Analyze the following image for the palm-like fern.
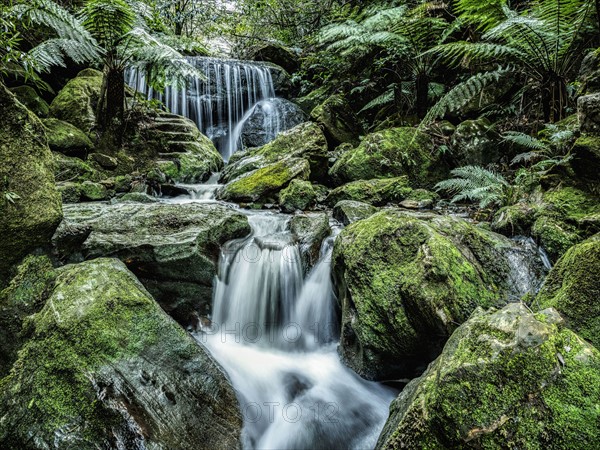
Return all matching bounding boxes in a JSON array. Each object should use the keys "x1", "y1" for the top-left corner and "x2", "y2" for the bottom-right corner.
[
  {"x1": 435, "y1": 165, "x2": 511, "y2": 208},
  {"x1": 317, "y1": 3, "x2": 454, "y2": 118},
  {"x1": 425, "y1": 0, "x2": 596, "y2": 123}
]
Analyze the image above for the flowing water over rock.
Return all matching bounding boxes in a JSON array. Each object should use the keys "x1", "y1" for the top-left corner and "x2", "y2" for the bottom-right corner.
[
  {"x1": 193, "y1": 212, "x2": 395, "y2": 449},
  {"x1": 127, "y1": 57, "x2": 305, "y2": 160}
]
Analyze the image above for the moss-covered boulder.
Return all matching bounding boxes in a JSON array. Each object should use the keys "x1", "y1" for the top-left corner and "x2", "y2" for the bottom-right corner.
[
  {"x1": 571, "y1": 134, "x2": 600, "y2": 185},
  {"x1": 43, "y1": 118, "x2": 93, "y2": 157},
  {"x1": 492, "y1": 202, "x2": 538, "y2": 236},
  {"x1": 80, "y1": 180, "x2": 109, "y2": 201},
  {"x1": 53, "y1": 153, "x2": 104, "y2": 183},
  {"x1": 0, "y1": 83, "x2": 62, "y2": 285},
  {"x1": 536, "y1": 234, "x2": 600, "y2": 346},
  {"x1": 279, "y1": 179, "x2": 317, "y2": 212},
  {"x1": 49, "y1": 68, "x2": 103, "y2": 134},
  {"x1": 332, "y1": 210, "x2": 531, "y2": 380},
  {"x1": 532, "y1": 187, "x2": 600, "y2": 261},
  {"x1": 325, "y1": 177, "x2": 413, "y2": 207},
  {"x1": 290, "y1": 212, "x2": 331, "y2": 270},
  {"x1": 376, "y1": 303, "x2": 600, "y2": 449},
  {"x1": 451, "y1": 118, "x2": 502, "y2": 166},
  {"x1": 0, "y1": 258, "x2": 242, "y2": 449},
  {"x1": 156, "y1": 134, "x2": 223, "y2": 183},
  {"x1": 329, "y1": 127, "x2": 437, "y2": 186},
  {"x1": 52, "y1": 202, "x2": 250, "y2": 326},
  {"x1": 9, "y1": 85, "x2": 49, "y2": 117},
  {"x1": 310, "y1": 94, "x2": 363, "y2": 147},
  {"x1": 333, "y1": 200, "x2": 378, "y2": 225},
  {"x1": 219, "y1": 157, "x2": 310, "y2": 205},
  {"x1": 294, "y1": 86, "x2": 329, "y2": 114},
  {"x1": 0, "y1": 256, "x2": 56, "y2": 377},
  {"x1": 222, "y1": 122, "x2": 328, "y2": 184},
  {"x1": 577, "y1": 92, "x2": 600, "y2": 133}
]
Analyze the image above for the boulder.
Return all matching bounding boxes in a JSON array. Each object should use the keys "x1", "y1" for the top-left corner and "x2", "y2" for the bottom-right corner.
[
  {"x1": 376, "y1": 303, "x2": 600, "y2": 449},
  {"x1": 491, "y1": 202, "x2": 537, "y2": 236},
  {"x1": 43, "y1": 118, "x2": 93, "y2": 157},
  {"x1": 0, "y1": 83, "x2": 63, "y2": 285},
  {"x1": 325, "y1": 177, "x2": 413, "y2": 207},
  {"x1": 578, "y1": 93, "x2": 600, "y2": 133},
  {"x1": 578, "y1": 48, "x2": 600, "y2": 94},
  {"x1": 49, "y1": 68, "x2": 103, "y2": 134},
  {"x1": 79, "y1": 180, "x2": 109, "y2": 201},
  {"x1": 222, "y1": 122, "x2": 328, "y2": 184},
  {"x1": 250, "y1": 44, "x2": 300, "y2": 73},
  {"x1": 294, "y1": 86, "x2": 329, "y2": 114},
  {"x1": 332, "y1": 210, "x2": 538, "y2": 380},
  {"x1": 536, "y1": 234, "x2": 600, "y2": 346},
  {"x1": 279, "y1": 179, "x2": 317, "y2": 212},
  {"x1": 0, "y1": 258, "x2": 242, "y2": 449},
  {"x1": 9, "y1": 85, "x2": 49, "y2": 117},
  {"x1": 53, "y1": 152, "x2": 104, "y2": 183},
  {"x1": 571, "y1": 134, "x2": 600, "y2": 185},
  {"x1": 290, "y1": 212, "x2": 331, "y2": 271},
  {"x1": 329, "y1": 127, "x2": 437, "y2": 186},
  {"x1": 218, "y1": 157, "x2": 310, "y2": 204},
  {"x1": 531, "y1": 187, "x2": 600, "y2": 261},
  {"x1": 52, "y1": 202, "x2": 251, "y2": 326},
  {"x1": 333, "y1": 200, "x2": 378, "y2": 225},
  {"x1": 89, "y1": 152, "x2": 118, "y2": 169},
  {"x1": 451, "y1": 118, "x2": 502, "y2": 166},
  {"x1": 241, "y1": 98, "x2": 306, "y2": 148},
  {"x1": 310, "y1": 94, "x2": 363, "y2": 147},
  {"x1": 0, "y1": 256, "x2": 56, "y2": 377}
]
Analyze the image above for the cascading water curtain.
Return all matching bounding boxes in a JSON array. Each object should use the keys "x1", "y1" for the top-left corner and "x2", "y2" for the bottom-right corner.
[{"x1": 126, "y1": 57, "x2": 277, "y2": 160}]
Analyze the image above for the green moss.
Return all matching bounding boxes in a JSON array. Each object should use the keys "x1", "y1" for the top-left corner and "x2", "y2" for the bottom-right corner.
[
  {"x1": 79, "y1": 181, "x2": 108, "y2": 201},
  {"x1": 0, "y1": 255, "x2": 56, "y2": 377},
  {"x1": 492, "y1": 202, "x2": 537, "y2": 236},
  {"x1": 378, "y1": 304, "x2": 600, "y2": 449},
  {"x1": 310, "y1": 94, "x2": 363, "y2": 146},
  {"x1": 325, "y1": 177, "x2": 413, "y2": 207},
  {"x1": 43, "y1": 118, "x2": 93, "y2": 156},
  {"x1": 333, "y1": 210, "x2": 511, "y2": 379},
  {"x1": 294, "y1": 86, "x2": 329, "y2": 114},
  {"x1": 279, "y1": 179, "x2": 317, "y2": 212},
  {"x1": 49, "y1": 69, "x2": 103, "y2": 134},
  {"x1": 536, "y1": 234, "x2": 600, "y2": 346},
  {"x1": 53, "y1": 153, "x2": 104, "y2": 183},
  {"x1": 57, "y1": 182, "x2": 82, "y2": 203},
  {"x1": 9, "y1": 85, "x2": 49, "y2": 117},
  {"x1": 329, "y1": 127, "x2": 438, "y2": 186},
  {"x1": 219, "y1": 157, "x2": 310, "y2": 203},
  {"x1": 0, "y1": 83, "x2": 63, "y2": 285}
]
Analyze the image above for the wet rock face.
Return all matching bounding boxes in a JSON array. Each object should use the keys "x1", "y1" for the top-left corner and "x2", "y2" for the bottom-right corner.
[
  {"x1": 0, "y1": 83, "x2": 63, "y2": 285},
  {"x1": 332, "y1": 209, "x2": 546, "y2": 380},
  {"x1": 241, "y1": 98, "x2": 307, "y2": 149},
  {"x1": 0, "y1": 258, "x2": 243, "y2": 449},
  {"x1": 52, "y1": 202, "x2": 251, "y2": 326},
  {"x1": 376, "y1": 303, "x2": 600, "y2": 450}
]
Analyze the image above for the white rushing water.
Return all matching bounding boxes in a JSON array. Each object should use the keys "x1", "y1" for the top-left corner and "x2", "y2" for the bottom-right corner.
[
  {"x1": 127, "y1": 57, "x2": 304, "y2": 160},
  {"x1": 194, "y1": 213, "x2": 395, "y2": 449}
]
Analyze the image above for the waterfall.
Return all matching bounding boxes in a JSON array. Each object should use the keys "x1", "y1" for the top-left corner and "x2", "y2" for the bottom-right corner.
[
  {"x1": 126, "y1": 57, "x2": 305, "y2": 161},
  {"x1": 196, "y1": 213, "x2": 395, "y2": 449}
]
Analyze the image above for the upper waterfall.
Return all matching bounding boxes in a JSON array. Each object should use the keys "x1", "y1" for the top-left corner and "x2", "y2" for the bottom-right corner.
[{"x1": 126, "y1": 57, "x2": 305, "y2": 160}]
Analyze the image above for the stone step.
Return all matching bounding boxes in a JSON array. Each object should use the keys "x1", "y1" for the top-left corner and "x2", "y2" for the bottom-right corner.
[
  {"x1": 147, "y1": 121, "x2": 198, "y2": 134},
  {"x1": 146, "y1": 130, "x2": 199, "y2": 143}
]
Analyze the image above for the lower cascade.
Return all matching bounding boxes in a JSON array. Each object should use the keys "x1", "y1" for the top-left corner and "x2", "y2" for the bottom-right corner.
[{"x1": 194, "y1": 212, "x2": 395, "y2": 449}]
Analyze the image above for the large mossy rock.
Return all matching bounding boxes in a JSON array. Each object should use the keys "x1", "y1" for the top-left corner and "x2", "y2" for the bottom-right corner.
[
  {"x1": 532, "y1": 187, "x2": 600, "y2": 261},
  {"x1": 0, "y1": 256, "x2": 56, "y2": 377},
  {"x1": 43, "y1": 118, "x2": 93, "y2": 157},
  {"x1": 0, "y1": 258, "x2": 242, "y2": 449},
  {"x1": 329, "y1": 127, "x2": 437, "y2": 186},
  {"x1": 376, "y1": 303, "x2": 600, "y2": 450},
  {"x1": 218, "y1": 157, "x2": 310, "y2": 204},
  {"x1": 52, "y1": 202, "x2": 250, "y2": 326},
  {"x1": 0, "y1": 84, "x2": 63, "y2": 285},
  {"x1": 279, "y1": 179, "x2": 318, "y2": 212},
  {"x1": 241, "y1": 99, "x2": 306, "y2": 149},
  {"x1": 249, "y1": 44, "x2": 300, "y2": 73},
  {"x1": 571, "y1": 134, "x2": 600, "y2": 185},
  {"x1": 310, "y1": 94, "x2": 363, "y2": 147},
  {"x1": 9, "y1": 85, "x2": 49, "y2": 117},
  {"x1": 290, "y1": 212, "x2": 331, "y2": 270},
  {"x1": 536, "y1": 234, "x2": 600, "y2": 346},
  {"x1": 333, "y1": 200, "x2": 378, "y2": 225},
  {"x1": 325, "y1": 177, "x2": 413, "y2": 207},
  {"x1": 222, "y1": 122, "x2": 328, "y2": 184},
  {"x1": 577, "y1": 93, "x2": 600, "y2": 133},
  {"x1": 332, "y1": 210, "x2": 540, "y2": 380},
  {"x1": 49, "y1": 68, "x2": 103, "y2": 134},
  {"x1": 451, "y1": 118, "x2": 502, "y2": 166}
]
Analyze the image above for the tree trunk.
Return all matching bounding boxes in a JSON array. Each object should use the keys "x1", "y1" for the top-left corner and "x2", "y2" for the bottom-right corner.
[
  {"x1": 415, "y1": 73, "x2": 429, "y2": 119},
  {"x1": 596, "y1": 0, "x2": 600, "y2": 43},
  {"x1": 542, "y1": 77, "x2": 568, "y2": 123},
  {"x1": 97, "y1": 64, "x2": 125, "y2": 150}
]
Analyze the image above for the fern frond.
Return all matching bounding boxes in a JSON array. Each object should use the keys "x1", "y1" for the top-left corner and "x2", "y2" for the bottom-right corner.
[
  {"x1": 359, "y1": 88, "x2": 395, "y2": 113},
  {"x1": 502, "y1": 131, "x2": 549, "y2": 151}
]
